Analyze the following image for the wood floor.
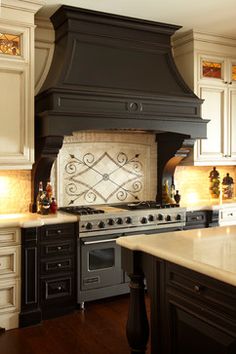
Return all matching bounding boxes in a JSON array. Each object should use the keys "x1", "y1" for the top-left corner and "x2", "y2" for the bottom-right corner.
[{"x1": 0, "y1": 295, "x2": 151, "y2": 354}]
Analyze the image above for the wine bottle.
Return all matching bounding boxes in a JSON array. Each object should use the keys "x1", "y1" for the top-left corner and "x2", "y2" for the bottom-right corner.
[{"x1": 36, "y1": 181, "x2": 43, "y2": 213}]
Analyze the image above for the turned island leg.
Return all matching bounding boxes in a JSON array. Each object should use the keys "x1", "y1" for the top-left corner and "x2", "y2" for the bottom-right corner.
[{"x1": 126, "y1": 272, "x2": 149, "y2": 354}]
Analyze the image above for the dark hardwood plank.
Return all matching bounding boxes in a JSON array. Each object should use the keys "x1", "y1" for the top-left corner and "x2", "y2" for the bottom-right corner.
[{"x1": 0, "y1": 295, "x2": 151, "y2": 354}]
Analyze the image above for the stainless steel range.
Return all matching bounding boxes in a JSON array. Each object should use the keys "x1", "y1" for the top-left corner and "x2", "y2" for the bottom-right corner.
[{"x1": 60, "y1": 202, "x2": 186, "y2": 308}]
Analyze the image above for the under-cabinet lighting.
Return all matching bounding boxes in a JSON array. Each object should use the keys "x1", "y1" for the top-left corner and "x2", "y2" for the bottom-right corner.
[{"x1": 186, "y1": 192, "x2": 199, "y2": 204}]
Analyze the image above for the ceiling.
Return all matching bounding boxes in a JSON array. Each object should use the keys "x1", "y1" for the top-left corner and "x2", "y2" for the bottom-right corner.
[{"x1": 37, "y1": 0, "x2": 236, "y2": 38}]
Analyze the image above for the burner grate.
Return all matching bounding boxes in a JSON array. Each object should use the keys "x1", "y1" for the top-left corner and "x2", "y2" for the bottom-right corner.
[{"x1": 59, "y1": 206, "x2": 105, "y2": 215}]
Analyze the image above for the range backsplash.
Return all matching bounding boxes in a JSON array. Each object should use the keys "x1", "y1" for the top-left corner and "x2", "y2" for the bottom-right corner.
[{"x1": 51, "y1": 131, "x2": 157, "y2": 207}]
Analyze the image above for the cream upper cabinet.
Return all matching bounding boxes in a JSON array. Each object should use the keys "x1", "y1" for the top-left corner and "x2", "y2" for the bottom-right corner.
[
  {"x1": 173, "y1": 31, "x2": 236, "y2": 166},
  {"x1": 0, "y1": 0, "x2": 43, "y2": 169}
]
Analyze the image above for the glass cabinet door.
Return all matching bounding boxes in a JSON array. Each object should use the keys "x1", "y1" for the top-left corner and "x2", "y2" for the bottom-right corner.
[{"x1": 201, "y1": 59, "x2": 223, "y2": 80}]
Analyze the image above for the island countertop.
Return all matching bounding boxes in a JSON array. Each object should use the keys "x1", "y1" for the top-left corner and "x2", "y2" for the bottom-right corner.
[{"x1": 116, "y1": 225, "x2": 236, "y2": 286}]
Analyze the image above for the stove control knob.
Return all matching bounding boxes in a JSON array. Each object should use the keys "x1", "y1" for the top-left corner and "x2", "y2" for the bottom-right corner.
[
  {"x1": 148, "y1": 214, "x2": 154, "y2": 222},
  {"x1": 141, "y1": 217, "x2": 148, "y2": 224},
  {"x1": 176, "y1": 214, "x2": 182, "y2": 220},
  {"x1": 108, "y1": 218, "x2": 115, "y2": 225},
  {"x1": 116, "y1": 218, "x2": 123, "y2": 225},
  {"x1": 125, "y1": 216, "x2": 132, "y2": 224},
  {"x1": 98, "y1": 221, "x2": 105, "y2": 228},
  {"x1": 166, "y1": 215, "x2": 171, "y2": 221},
  {"x1": 157, "y1": 214, "x2": 164, "y2": 221},
  {"x1": 85, "y1": 222, "x2": 93, "y2": 230}
]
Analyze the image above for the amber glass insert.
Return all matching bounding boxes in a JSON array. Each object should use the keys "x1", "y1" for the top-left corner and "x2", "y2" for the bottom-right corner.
[
  {"x1": 0, "y1": 32, "x2": 21, "y2": 56},
  {"x1": 232, "y1": 64, "x2": 236, "y2": 81},
  {"x1": 202, "y1": 60, "x2": 222, "y2": 79}
]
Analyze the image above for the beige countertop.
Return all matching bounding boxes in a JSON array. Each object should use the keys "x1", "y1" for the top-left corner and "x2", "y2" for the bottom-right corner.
[
  {"x1": 0, "y1": 212, "x2": 78, "y2": 228},
  {"x1": 117, "y1": 225, "x2": 236, "y2": 286}
]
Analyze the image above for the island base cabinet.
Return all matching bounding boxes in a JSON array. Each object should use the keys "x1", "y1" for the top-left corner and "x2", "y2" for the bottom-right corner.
[
  {"x1": 167, "y1": 296, "x2": 236, "y2": 354},
  {"x1": 164, "y1": 263, "x2": 236, "y2": 354}
]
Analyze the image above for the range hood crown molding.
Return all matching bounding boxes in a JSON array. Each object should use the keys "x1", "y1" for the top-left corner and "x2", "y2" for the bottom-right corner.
[{"x1": 36, "y1": 5, "x2": 208, "y2": 139}]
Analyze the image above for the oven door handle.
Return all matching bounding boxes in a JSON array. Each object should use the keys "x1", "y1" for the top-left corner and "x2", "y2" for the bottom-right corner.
[{"x1": 82, "y1": 238, "x2": 118, "y2": 245}]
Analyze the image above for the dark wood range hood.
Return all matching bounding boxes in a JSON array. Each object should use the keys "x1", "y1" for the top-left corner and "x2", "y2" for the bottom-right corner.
[{"x1": 33, "y1": 5, "x2": 208, "y2": 209}]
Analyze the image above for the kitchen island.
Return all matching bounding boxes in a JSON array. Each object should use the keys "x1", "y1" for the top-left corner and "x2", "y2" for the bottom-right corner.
[{"x1": 117, "y1": 226, "x2": 236, "y2": 354}]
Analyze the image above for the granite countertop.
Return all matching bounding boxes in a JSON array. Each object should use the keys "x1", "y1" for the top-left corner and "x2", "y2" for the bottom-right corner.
[
  {"x1": 0, "y1": 212, "x2": 78, "y2": 228},
  {"x1": 117, "y1": 226, "x2": 236, "y2": 286}
]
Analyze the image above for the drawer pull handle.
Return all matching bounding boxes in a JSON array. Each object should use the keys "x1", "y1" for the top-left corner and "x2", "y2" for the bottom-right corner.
[
  {"x1": 57, "y1": 246, "x2": 62, "y2": 250},
  {"x1": 193, "y1": 285, "x2": 201, "y2": 293},
  {"x1": 57, "y1": 230, "x2": 62, "y2": 234},
  {"x1": 57, "y1": 263, "x2": 62, "y2": 267}
]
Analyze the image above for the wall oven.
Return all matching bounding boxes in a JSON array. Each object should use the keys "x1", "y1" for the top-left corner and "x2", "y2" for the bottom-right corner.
[{"x1": 61, "y1": 202, "x2": 186, "y2": 308}]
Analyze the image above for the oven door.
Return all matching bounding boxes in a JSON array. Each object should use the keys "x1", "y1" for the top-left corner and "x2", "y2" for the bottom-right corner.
[{"x1": 80, "y1": 235, "x2": 123, "y2": 291}]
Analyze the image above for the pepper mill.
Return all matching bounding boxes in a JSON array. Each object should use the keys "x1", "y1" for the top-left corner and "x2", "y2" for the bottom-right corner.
[{"x1": 174, "y1": 190, "x2": 181, "y2": 205}]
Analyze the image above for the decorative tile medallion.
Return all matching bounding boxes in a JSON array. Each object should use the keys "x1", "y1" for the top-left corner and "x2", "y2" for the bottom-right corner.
[
  {"x1": 65, "y1": 151, "x2": 143, "y2": 204},
  {"x1": 52, "y1": 131, "x2": 157, "y2": 206}
]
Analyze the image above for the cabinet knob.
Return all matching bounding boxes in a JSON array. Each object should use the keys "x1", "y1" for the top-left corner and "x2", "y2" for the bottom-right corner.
[
  {"x1": 57, "y1": 263, "x2": 62, "y2": 267},
  {"x1": 57, "y1": 246, "x2": 62, "y2": 250},
  {"x1": 57, "y1": 286, "x2": 62, "y2": 291},
  {"x1": 193, "y1": 285, "x2": 202, "y2": 293},
  {"x1": 57, "y1": 230, "x2": 62, "y2": 234}
]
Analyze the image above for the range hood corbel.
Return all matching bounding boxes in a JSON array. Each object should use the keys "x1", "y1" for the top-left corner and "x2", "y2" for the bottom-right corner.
[{"x1": 32, "y1": 5, "x2": 209, "y2": 210}]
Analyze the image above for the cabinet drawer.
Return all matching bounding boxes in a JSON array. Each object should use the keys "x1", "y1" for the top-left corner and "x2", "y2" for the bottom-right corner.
[
  {"x1": 41, "y1": 223, "x2": 75, "y2": 240},
  {"x1": 219, "y1": 208, "x2": 236, "y2": 226},
  {"x1": 166, "y1": 263, "x2": 236, "y2": 317},
  {"x1": 41, "y1": 240, "x2": 74, "y2": 257},
  {"x1": 42, "y1": 276, "x2": 73, "y2": 301},
  {"x1": 0, "y1": 228, "x2": 20, "y2": 246},
  {"x1": 41, "y1": 256, "x2": 74, "y2": 275},
  {"x1": 0, "y1": 279, "x2": 20, "y2": 314},
  {"x1": 0, "y1": 246, "x2": 20, "y2": 278}
]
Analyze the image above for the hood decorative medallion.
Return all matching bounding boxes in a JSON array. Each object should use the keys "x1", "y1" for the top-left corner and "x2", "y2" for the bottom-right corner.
[{"x1": 32, "y1": 5, "x2": 208, "y2": 209}]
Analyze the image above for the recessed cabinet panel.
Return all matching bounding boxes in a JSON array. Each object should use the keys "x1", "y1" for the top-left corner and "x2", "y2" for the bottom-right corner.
[
  {"x1": 0, "y1": 228, "x2": 20, "y2": 245},
  {"x1": 229, "y1": 89, "x2": 236, "y2": 158},
  {"x1": 0, "y1": 69, "x2": 22, "y2": 155},
  {"x1": 0, "y1": 246, "x2": 20, "y2": 278},
  {"x1": 198, "y1": 86, "x2": 225, "y2": 160},
  {"x1": 0, "y1": 279, "x2": 20, "y2": 313}
]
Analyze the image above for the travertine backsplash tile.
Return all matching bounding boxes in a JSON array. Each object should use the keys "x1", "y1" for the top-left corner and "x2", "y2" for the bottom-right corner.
[{"x1": 0, "y1": 170, "x2": 31, "y2": 213}]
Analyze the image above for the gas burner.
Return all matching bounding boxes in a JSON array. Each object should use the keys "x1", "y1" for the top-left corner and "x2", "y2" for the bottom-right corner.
[
  {"x1": 122, "y1": 201, "x2": 179, "y2": 210},
  {"x1": 60, "y1": 206, "x2": 105, "y2": 215}
]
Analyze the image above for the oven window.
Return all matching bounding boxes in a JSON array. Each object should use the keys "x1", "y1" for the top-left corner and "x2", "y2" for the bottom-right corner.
[{"x1": 89, "y1": 248, "x2": 115, "y2": 271}]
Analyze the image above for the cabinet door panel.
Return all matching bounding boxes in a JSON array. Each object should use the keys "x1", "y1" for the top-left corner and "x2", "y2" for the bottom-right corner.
[
  {"x1": 229, "y1": 88, "x2": 236, "y2": 159},
  {"x1": 197, "y1": 86, "x2": 225, "y2": 161},
  {"x1": 170, "y1": 305, "x2": 236, "y2": 354}
]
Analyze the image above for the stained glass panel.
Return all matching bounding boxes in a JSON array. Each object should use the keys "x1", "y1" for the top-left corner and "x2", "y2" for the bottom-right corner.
[
  {"x1": 202, "y1": 60, "x2": 222, "y2": 79},
  {"x1": 232, "y1": 65, "x2": 236, "y2": 81},
  {"x1": 0, "y1": 32, "x2": 21, "y2": 56}
]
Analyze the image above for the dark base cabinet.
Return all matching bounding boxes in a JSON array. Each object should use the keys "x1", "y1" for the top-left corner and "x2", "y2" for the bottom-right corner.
[
  {"x1": 185, "y1": 210, "x2": 219, "y2": 229},
  {"x1": 39, "y1": 223, "x2": 77, "y2": 319},
  {"x1": 20, "y1": 223, "x2": 77, "y2": 326},
  {"x1": 165, "y1": 264, "x2": 236, "y2": 354},
  {"x1": 19, "y1": 227, "x2": 41, "y2": 327},
  {"x1": 121, "y1": 249, "x2": 236, "y2": 354}
]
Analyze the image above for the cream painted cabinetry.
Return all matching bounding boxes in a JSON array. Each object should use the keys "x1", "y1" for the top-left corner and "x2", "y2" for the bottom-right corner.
[
  {"x1": 173, "y1": 31, "x2": 236, "y2": 165},
  {"x1": 0, "y1": 0, "x2": 43, "y2": 169},
  {"x1": 0, "y1": 227, "x2": 21, "y2": 330}
]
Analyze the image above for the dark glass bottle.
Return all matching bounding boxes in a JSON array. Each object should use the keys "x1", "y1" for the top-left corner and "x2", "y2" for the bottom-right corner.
[{"x1": 36, "y1": 181, "x2": 43, "y2": 213}]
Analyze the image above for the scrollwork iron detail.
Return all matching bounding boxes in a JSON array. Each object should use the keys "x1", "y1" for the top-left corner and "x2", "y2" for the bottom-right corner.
[{"x1": 64, "y1": 151, "x2": 144, "y2": 204}]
